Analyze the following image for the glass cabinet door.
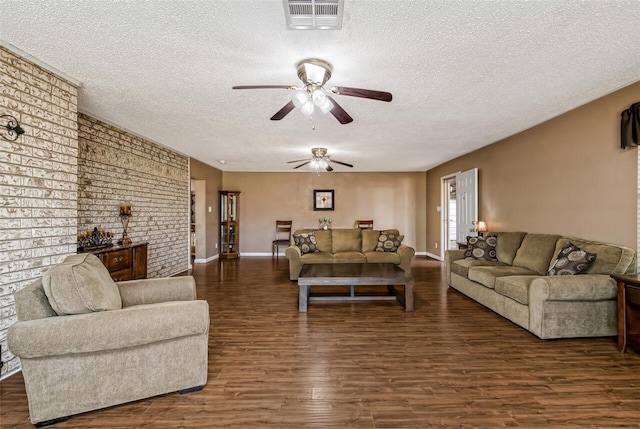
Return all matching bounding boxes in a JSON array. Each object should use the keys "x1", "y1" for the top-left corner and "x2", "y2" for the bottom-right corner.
[{"x1": 219, "y1": 191, "x2": 240, "y2": 259}]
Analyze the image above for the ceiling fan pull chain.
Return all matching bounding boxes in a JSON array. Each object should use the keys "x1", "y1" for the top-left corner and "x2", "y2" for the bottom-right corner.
[{"x1": 309, "y1": 115, "x2": 315, "y2": 131}]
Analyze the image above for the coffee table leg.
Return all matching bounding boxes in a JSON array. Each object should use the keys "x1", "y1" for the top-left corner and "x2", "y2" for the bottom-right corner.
[
  {"x1": 299, "y1": 284, "x2": 308, "y2": 312},
  {"x1": 405, "y1": 281, "x2": 414, "y2": 311}
]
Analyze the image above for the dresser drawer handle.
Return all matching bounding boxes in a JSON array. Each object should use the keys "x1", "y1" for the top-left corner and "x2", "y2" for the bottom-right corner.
[{"x1": 114, "y1": 256, "x2": 124, "y2": 263}]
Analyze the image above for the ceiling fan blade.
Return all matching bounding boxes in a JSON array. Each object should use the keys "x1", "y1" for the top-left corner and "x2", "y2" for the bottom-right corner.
[
  {"x1": 325, "y1": 164, "x2": 334, "y2": 172},
  {"x1": 326, "y1": 96, "x2": 353, "y2": 124},
  {"x1": 293, "y1": 161, "x2": 311, "y2": 169},
  {"x1": 329, "y1": 159, "x2": 354, "y2": 168},
  {"x1": 271, "y1": 101, "x2": 295, "y2": 121},
  {"x1": 232, "y1": 85, "x2": 293, "y2": 90},
  {"x1": 330, "y1": 86, "x2": 392, "y2": 102},
  {"x1": 287, "y1": 158, "x2": 312, "y2": 163}
]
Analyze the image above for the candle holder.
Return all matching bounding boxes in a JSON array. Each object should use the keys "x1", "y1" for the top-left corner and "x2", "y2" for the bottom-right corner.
[
  {"x1": 318, "y1": 217, "x2": 332, "y2": 230},
  {"x1": 119, "y1": 204, "x2": 132, "y2": 246}
]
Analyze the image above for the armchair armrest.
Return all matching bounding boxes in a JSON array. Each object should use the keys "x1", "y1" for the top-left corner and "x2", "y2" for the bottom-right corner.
[
  {"x1": 117, "y1": 276, "x2": 197, "y2": 307},
  {"x1": 8, "y1": 300, "x2": 209, "y2": 359}
]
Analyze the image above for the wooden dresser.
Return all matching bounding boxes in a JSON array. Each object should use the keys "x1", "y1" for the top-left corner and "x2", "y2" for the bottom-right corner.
[{"x1": 81, "y1": 242, "x2": 148, "y2": 281}]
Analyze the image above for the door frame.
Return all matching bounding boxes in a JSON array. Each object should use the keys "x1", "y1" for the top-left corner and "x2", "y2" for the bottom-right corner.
[{"x1": 439, "y1": 173, "x2": 459, "y2": 260}]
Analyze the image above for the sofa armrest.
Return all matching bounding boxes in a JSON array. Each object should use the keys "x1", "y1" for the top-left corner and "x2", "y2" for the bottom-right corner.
[
  {"x1": 529, "y1": 275, "x2": 617, "y2": 302},
  {"x1": 117, "y1": 276, "x2": 197, "y2": 307},
  {"x1": 285, "y1": 245, "x2": 302, "y2": 280},
  {"x1": 397, "y1": 244, "x2": 415, "y2": 275},
  {"x1": 8, "y1": 300, "x2": 209, "y2": 359},
  {"x1": 445, "y1": 250, "x2": 466, "y2": 285}
]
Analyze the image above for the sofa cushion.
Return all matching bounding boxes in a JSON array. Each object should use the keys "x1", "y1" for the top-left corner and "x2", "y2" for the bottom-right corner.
[
  {"x1": 451, "y1": 259, "x2": 506, "y2": 279},
  {"x1": 333, "y1": 252, "x2": 367, "y2": 263},
  {"x1": 512, "y1": 234, "x2": 561, "y2": 275},
  {"x1": 362, "y1": 229, "x2": 381, "y2": 253},
  {"x1": 464, "y1": 236, "x2": 497, "y2": 261},
  {"x1": 332, "y1": 229, "x2": 362, "y2": 253},
  {"x1": 494, "y1": 231, "x2": 527, "y2": 264},
  {"x1": 375, "y1": 232, "x2": 404, "y2": 252},
  {"x1": 548, "y1": 242, "x2": 596, "y2": 275},
  {"x1": 494, "y1": 276, "x2": 539, "y2": 305},
  {"x1": 313, "y1": 229, "x2": 332, "y2": 252},
  {"x1": 364, "y1": 251, "x2": 401, "y2": 264},
  {"x1": 42, "y1": 253, "x2": 122, "y2": 316},
  {"x1": 468, "y1": 265, "x2": 539, "y2": 289},
  {"x1": 293, "y1": 232, "x2": 320, "y2": 255},
  {"x1": 554, "y1": 237, "x2": 636, "y2": 276}
]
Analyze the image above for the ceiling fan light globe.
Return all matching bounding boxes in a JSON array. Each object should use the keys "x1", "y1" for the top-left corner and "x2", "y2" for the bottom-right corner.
[
  {"x1": 312, "y1": 89, "x2": 327, "y2": 105},
  {"x1": 300, "y1": 101, "x2": 314, "y2": 116},
  {"x1": 292, "y1": 90, "x2": 309, "y2": 108},
  {"x1": 319, "y1": 98, "x2": 334, "y2": 114}
]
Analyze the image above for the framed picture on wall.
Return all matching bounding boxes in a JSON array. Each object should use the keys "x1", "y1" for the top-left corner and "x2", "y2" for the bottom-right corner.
[{"x1": 313, "y1": 190, "x2": 334, "y2": 211}]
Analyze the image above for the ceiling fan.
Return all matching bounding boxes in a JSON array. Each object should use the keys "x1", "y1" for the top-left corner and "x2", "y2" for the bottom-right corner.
[
  {"x1": 287, "y1": 147, "x2": 353, "y2": 172},
  {"x1": 232, "y1": 58, "x2": 392, "y2": 124}
]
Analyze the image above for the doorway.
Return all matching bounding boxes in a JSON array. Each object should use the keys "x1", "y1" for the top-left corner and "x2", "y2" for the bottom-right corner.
[
  {"x1": 440, "y1": 168, "x2": 479, "y2": 260},
  {"x1": 442, "y1": 175, "x2": 458, "y2": 258}
]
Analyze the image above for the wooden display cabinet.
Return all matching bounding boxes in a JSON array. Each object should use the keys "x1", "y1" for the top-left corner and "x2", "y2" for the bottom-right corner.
[
  {"x1": 81, "y1": 242, "x2": 148, "y2": 282},
  {"x1": 219, "y1": 191, "x2": 240, "y2": 259}
]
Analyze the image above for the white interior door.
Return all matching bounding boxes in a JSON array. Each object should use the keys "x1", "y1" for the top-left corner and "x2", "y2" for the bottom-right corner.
[{"x1": 456, "y1": 168, "x2": 478, "y2": 245}]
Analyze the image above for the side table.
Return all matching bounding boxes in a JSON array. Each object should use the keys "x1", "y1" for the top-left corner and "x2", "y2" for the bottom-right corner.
[{"x1": 611, "y1": 274, "x2": 640, "y2": 353}]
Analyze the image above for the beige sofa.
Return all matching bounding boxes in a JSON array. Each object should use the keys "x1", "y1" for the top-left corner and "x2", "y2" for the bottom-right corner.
[
  {"x1": 445, "y1": 232, "x2": 636, "y2": 339},
  {"x1": 285, "y1": 228, "x2": 415, "y2": 280},
  {"x1": 7, "y1": 254, "x2": 209, "y2": 426}
]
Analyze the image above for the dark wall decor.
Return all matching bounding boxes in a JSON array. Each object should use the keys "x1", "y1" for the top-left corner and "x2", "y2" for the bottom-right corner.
[
  {"x1": 314, "y1": 189, "x2": 334, "y2": 211},
  {"x1": 621, "y1": 102, "x2": 640, "y2": 149}
]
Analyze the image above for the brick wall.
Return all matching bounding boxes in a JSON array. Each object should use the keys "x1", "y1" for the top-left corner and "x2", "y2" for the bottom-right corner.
[
  {"x1": 77, "y1": 114, "x2": 190, "y2": 278},
  {"x1": 0, "y1": 46, "x2": 79, "y2": 377}
]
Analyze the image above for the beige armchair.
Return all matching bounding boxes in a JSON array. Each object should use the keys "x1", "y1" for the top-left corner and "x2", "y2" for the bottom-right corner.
[{"x1": 7, "y1": 254, "x2": 209, "y2": 427}]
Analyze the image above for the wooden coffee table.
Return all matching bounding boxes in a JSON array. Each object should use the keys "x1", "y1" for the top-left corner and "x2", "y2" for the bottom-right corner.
[{"x1": 298, "y1": 263, "x2": 414, "y2": 312}]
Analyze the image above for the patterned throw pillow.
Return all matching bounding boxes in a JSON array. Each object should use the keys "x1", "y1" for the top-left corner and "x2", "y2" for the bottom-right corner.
[
  {"x1": 375, "y1": 232, "x2": 404, "y2": 252},
  {"x1": 293, "y1": 233, "x2": 319, "y2": 255},
  {"x1": 465, "y1": 236, "x2": 498, "y2": 261},
  {"x1": 548, "y1": 242, "x2": 596, "y2": 275}
]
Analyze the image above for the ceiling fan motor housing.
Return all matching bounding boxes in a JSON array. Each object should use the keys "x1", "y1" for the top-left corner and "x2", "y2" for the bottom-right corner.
[{"x1": 297, "y1": 58, "x2": 332, "y2": 85}]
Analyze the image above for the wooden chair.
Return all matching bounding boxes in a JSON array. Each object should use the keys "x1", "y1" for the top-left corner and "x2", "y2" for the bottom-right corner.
[
  {"x1": 272, "y1": 220, "x2": 292, "y2": 259},
  {"x1": 356, "y1": 220, "x2": 374, "y2": 229}
]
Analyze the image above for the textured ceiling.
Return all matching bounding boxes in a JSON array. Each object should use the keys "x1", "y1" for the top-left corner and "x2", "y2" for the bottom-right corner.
[{"x1": 1, "y1": 1, "x2": 640, "y2": 172}]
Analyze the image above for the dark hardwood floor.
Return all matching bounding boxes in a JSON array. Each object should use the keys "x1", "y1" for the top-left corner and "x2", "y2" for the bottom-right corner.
[{"x1": 2, "y1": 257, "x2": 640, "y2": 428}]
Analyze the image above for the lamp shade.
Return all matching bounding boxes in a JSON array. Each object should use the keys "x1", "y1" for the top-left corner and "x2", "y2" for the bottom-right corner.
[{"x1": 476, "y1": 220, "x2": 487, "y2": 233}]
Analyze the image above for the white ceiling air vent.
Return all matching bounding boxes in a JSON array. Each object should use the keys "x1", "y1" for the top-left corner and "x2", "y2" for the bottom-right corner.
[{"x1": 283, "y1": 0, "x2": 344, "y2": 30}]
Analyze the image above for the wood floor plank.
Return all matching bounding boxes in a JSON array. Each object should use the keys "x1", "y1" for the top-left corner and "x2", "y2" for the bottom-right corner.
[{"x1": 2, "y1": 257, "x2": 640, "y2": 428}]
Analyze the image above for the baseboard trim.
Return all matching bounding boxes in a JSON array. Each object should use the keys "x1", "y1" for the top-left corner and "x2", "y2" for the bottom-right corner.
[
  {"x1": 0, "y1": 367, "x2": 21, "y2": 382},
  {"x1": 424, "y1": 252, "x2": 443, "y2": 261},
  {"x1": 194, "y1": 254, "x2": 219, "y2": 264}
]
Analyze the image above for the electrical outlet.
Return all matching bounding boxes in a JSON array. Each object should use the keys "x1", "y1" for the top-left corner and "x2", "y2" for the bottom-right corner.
[
  {"x1": 215, "y1": 243, "x2": 218, "y2": 249},
  {"x1": 435, "y1": 242, "x2": 438, "y2": 249}
]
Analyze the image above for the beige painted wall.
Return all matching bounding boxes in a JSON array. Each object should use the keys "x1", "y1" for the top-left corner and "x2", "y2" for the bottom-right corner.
[
  {"x1": 222, "y1": 172, "x2": 427, "y2": 254},
  {"x1": 190, "y1": 158, "x2": 223, "y2": 261},
  {"x1": 426, "y1": 81, "x2": 640, "y2": 256}
]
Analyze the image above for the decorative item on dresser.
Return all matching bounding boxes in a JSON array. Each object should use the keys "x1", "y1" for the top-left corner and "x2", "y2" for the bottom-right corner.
[
  {"x1": 80, "y1": 242, "x2": 148, "y2": 281},
  {"x1": 219, "y1": 191, "x2": 240, "y2": 259},
  {"x1": 119, "y1": 203, "x2": 133, "y2": 246}
]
